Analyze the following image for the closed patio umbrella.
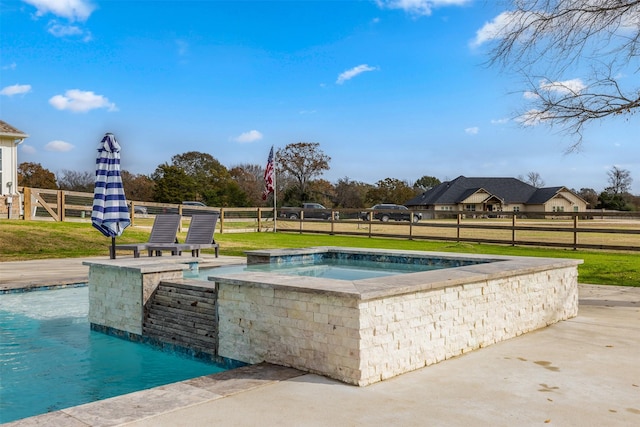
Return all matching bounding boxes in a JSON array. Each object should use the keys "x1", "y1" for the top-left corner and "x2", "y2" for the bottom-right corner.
[{"x1": 92, "y1": 132, "x2": 130, "y2": 259}]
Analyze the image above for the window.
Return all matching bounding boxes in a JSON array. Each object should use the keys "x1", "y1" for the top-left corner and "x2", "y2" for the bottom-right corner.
[
  {"x1": 552, "y1": 206, "x2": 565, "y2": 212},
  {"x1": 513, "y1": 206, "x2": 520, "y2": 212},
  {"x1": 465, "y1": 204, "x2": 476, "y2": 211}
]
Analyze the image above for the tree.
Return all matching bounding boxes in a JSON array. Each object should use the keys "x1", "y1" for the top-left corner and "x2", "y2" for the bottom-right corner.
[
  {"x1": 57, "y1": 170, "x2": 93, "y2": 192},
  {"x1": 518, "y1": 172, "x2": 545, "y2": 188},
  {"x1": 606, "y1": 166, "x2": 633, "y2": 195},
  {"x1": 482, "y1": 1, "x2": 640, "y2": 147},
  {"x1": 414, "y1": 175, "x2": 441, "y2": 192},
  {"x1": 229, "y1": 163, "x2": 265, "y2": 206},
  {"x1": 152, "y1": 152, "x2": 248, "y2": 207},
  {"x1": 576, "y1": 188, "x2": 598, "y2": 208},
  {"x1": 276, "y1": 142, "x2": 330, "y2": 201},
  {"x1": 17, "y1": 162, "x2": 57, "y2": 189},
  {"x1": 307, "y1": 179, "x2": 337, "y2": 208},
  {"x1": 598, "y1": 166, "x2": 634, "y2": 210},
  {"x1": 334, "y1": 177, "x2": 372, "y2": 209},
  {"x1": 365, "y1": 178, "x2": 419, "y2": 206},
  {"x1": 121, "y1": 171, "x2": 155, "y2": 202},
  {"x1": 152, "y1": 164, "x2": 196, "y2": 203}
]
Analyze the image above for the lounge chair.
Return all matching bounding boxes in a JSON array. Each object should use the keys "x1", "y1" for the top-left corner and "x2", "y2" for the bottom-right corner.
[
  {"x1": 110, "y1": 214, "x2": 181, "y2": 258},
  {"x1": 147, "y1": 213, "x2": 219, "y2": 257}
]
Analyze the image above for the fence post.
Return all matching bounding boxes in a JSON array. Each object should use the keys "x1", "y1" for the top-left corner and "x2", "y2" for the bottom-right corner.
[
  {"x1": 330, "y1": 210, "x2": 335, "y2": 235},
  {"x1": 57, "y1": 190, "x2": 63, "y2": 222},
  {"x1": 512, "y1": 214, "x2": 516, "y2": 246},
  {"x1": 23, "y1": 187, "x2": 32, "y2": 220},
  {"x1": 219, "y1": 208, "x2": 224, "y2": 234},
  {"x1": 456, "y1": 213, "x2": 461, "y2": 242},
  {"x1": 409, "y1": 213, "x2": 413, "y2": 239},
  {"x1": 573, "y1": 214, "x2": 578, "y2": 250},
  {"x1": 299, "y1": 210, "x2": 304, "y2": 234}
]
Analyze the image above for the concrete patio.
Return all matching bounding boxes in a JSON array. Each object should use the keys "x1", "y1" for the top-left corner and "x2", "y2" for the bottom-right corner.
[{"x1": 1, "y1": 256, "x2": 638, "y2": 426}]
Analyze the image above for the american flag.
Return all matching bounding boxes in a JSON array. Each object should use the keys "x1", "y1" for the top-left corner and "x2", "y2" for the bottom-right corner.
[{"x1": 262, "y1": 146, "x2": 275, "y2": 200}]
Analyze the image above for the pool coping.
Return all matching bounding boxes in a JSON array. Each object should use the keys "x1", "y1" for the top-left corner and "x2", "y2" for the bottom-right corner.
[
  {"x1": 205, "y1": 246, "x2": 583, "y2": 301},
  {"x1": 2, "y1": 363, "x2": 304, "y2": 426}
]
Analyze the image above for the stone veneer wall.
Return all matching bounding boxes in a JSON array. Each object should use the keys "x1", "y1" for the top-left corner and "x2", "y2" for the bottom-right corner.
[
  {"x1": 218, "y1": 286, "x2": 361, "y2": 382},
  {"x1": 218, "y1": 266, "x2": 578, "y2": 386},
  {"x1": 88, "y1": 264, "x2": 184, "y2": 336}
]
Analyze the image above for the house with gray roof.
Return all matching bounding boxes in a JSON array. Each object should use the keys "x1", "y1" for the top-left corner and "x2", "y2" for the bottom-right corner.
[{"x1": 405, "y1": 176, "x2": 587, "y2": 217}]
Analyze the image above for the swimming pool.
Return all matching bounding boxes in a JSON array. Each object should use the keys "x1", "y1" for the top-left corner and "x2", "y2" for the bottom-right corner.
[{"x1": 0, "y1": 286, "x2": 226, "y2": 424}]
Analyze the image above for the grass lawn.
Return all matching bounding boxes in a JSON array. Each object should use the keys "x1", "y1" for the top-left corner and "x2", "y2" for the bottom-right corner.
[{"x1": 1, "y1": 219, "x2": 638, "y2": 287}]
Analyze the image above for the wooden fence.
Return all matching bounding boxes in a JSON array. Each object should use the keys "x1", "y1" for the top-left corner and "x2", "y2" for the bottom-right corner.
[
  {"x1": 275, "y1": 209, "x2": 640, "y2": 252},
  {"x1": 13, "y1": 187, "x2": 640, "y2": 251}
]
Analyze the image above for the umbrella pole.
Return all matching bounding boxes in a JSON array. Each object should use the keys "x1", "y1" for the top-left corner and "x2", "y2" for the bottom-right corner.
[{"x1": 111, "y1": 237, "x2": 116, "y2": 259}]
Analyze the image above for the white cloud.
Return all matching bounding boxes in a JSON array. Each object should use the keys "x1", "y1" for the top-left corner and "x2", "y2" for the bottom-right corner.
[
  {"x1": 45, "y1": 140, "x2": 74, "y2": 152},
  {"x1": 234, "y1": 130, "x2": 263, "y2": 143},
  {"x1": 23, "y1": 0, "x2": 95, "y2": 22},
  {"x1": 376, "y1": 0, "x2": 470, "y2": 16},
  {"x1": 336, "y1": 64, "x2": 378, "y2": 85},
  {"x1": 471, "y1": 11, "x2": 539, "y2": 47},
  {"x1": 465, "y1": 126, "x2": 479, "y2": 135},
  {"x1": 491, "y1": 118, "x2": 509, "y2": 124},
  {"x1": 539, "y1": 78, "x2": 586, "y2": 94},
  {"x1": 2, "y1": 63, "x2": 17, "y2": 70},
  {"x1": 472, "y1": 12, "x2": 512, "y2": 46},
  {"x1": 47, "y1": 21, "x2": 91, "y2": 40},
  {"x1": 21, "y1": 144, "x2": 37, "y2": 155},
  {"x1": 516, "y1": 109, "x2": 552, "y2": 127},
  {"x1": 1, "y1": 84, "x2": 32, "y2": 96},
  {"x1": 49, "y1": 89, "x2": 117, "y2": 112},
  {"x1": 523, "y1": 91, "x2": 540, "y2": 100}
]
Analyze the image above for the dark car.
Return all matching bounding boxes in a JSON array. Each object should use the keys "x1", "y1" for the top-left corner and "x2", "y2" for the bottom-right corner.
[
  {"x1": 361, "y1": 204, "x2": 422, "y2": 223},
  {"x1": 182, "y1": 201, "x2": 206, "y2": 207},
  {"x1": 127, "y1": 203, "x2": 147, "y2": 215},
  {"x1": 181, "y1": 201, "x2": 218, "y2": 217}
]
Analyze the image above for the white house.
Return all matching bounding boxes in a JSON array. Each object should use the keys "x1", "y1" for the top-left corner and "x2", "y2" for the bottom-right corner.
[{"x1": 0, "y1": 120, "x2": 28, "y2": 218}]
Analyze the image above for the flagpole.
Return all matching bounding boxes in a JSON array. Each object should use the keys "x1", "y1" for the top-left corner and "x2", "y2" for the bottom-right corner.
[{"x1": 273, "y1": 149, "x2": 277, "y2": 232}]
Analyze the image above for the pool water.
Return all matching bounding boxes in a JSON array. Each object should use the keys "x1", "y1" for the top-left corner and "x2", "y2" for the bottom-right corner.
[
  {"x1": 0, "y1": 286, "x2": 226, "y2": 424},
  {"x1": 198, "y1": 258, "x2": 447, "y2": 281}
]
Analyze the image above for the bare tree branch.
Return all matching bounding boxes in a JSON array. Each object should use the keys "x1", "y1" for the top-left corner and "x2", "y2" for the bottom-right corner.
[{"x1": 483, "y1": 0, "x2": 640, "y2": 147}]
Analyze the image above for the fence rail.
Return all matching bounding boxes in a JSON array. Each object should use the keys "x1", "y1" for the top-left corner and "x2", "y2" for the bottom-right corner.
[{"x1": 12, "y1": 187, "x2": 640, "y2": 251}]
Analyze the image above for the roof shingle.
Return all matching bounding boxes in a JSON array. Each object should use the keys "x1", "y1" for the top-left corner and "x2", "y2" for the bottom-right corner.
[{"x1": 0, "y1": 120, "x2": 28, "y2": 138}]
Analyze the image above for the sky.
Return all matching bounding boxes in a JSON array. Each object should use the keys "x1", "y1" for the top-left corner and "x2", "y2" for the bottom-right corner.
[{"x1": 1, "y1": 0, "x2": 638, "y2": 194}]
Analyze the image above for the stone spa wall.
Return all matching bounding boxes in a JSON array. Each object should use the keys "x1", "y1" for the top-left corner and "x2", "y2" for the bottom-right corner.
[{"x1": 215, "y1": 249, "x2": 580, "y2": 386}]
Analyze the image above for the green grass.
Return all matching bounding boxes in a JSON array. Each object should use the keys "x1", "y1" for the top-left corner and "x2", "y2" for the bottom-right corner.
[{"x1": 1, "y1": 220, "x2": 638, "y2": 287}]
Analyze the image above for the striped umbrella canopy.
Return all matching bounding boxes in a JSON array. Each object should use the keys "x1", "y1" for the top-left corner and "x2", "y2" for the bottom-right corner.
[{"x1": 92, "y1": 132, "x2": 130, "y2": 258}]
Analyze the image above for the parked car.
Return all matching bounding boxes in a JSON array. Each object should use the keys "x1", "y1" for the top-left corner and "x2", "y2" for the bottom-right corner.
[
  {"x1": 279, "y1": 203, "x2": 338, "y2": 220},
  {"x1": 127, "y1": 203, "x2": 147, "y2": 215},
  {"x1": 181, "y1": 201, "x2": 217, "y2": 217},
  {"x1": 361, "y1": 204, "x2": 422, "y2": 223},
  {"x1": 182, "y1": 201, "x2": 206, "y2": 207}
]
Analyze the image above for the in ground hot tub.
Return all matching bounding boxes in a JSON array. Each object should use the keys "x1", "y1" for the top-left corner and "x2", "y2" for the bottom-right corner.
[{"x1": 209, "y1": 247, "x2": 581, "y2": 386}]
